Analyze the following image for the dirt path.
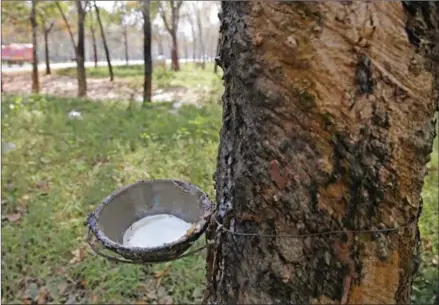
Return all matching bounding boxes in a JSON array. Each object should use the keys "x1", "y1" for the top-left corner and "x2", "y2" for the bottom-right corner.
[{"x1": 2, "y1": 73, "x2": 202, "y2": 104}]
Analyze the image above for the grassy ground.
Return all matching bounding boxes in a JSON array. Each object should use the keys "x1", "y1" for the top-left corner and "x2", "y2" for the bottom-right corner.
[
  {"x1": 1, "y1": 94, "x2": 220, "y2": 304},
  {"x1": 1, "y1": 91, "x2": 437, "y2": 303},
  {"x1": 55, "y1": 63, "x2": 223, "y2": 92}
]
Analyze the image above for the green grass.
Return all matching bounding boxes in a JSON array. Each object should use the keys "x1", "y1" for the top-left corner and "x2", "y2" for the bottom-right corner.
[
  {"x1": 57, "y1": 64, "x2": 146, "y2": 79},
  {"x1": 1, "y1": 92, "x2": 437, "y2": 304},
  {"x1": 56, "y1": 63, "x2": 223, "y2": 91},
  {"x1": 412, "y1": 126, "x2": 439, "y2": 305},
  {"x1": 1, "y1": 94, "x2": 221, "y2": 304}
]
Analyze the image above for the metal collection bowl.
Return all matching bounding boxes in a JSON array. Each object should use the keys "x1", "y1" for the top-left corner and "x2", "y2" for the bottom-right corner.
[{"x1": 86, "y1": 179, "x2": 214, "y2": 264}]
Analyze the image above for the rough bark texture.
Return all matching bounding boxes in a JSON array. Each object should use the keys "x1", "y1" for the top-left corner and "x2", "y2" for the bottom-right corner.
[
  {"x1": 43, "y1": 22, "x2": 54, "y2": 75},
  {"x1": 30, "y1": 0, "x2": 39, "y2": 93},
  {"x1": 123, "y1": 26, "x2": 129, "y2": 65},
  {"x1": 94, "y1": 2, "x2": 113, "y2": 82},
  {"x1": 196, "y1": 8, "x2": 206, "y2": 70},
  {"x1": 90, "y1": 24, "x2": 98, "y2": 68},
  {"x1": 214, "y1": 36, "x2": 220, "y2": 74},
  {"x1": 171, "y1": 32, "x2": 180, "y2": 71},
  {"x1": 76, "y1": 0, "x2": 87, "y2": 97},
  {"x1": 159, "y1": 1, "x2": 182, "y2": 72},
  {"x1": 204, "y1": 1, "x2": 438, "y2": 304},
  {"x1": 56, "y1": 2, "x2": 77, "y2": 58},
  {"x1": 142, "y1": 0, "x2": 152, "y2": 104}
]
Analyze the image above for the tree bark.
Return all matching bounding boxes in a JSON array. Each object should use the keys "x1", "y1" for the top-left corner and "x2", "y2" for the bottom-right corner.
[
  {"x1": 159, "y1": 1, "x2": 182, "y2": 72},
  {"x1": 30, "y1": 0, "x2": 39, "y2": 93},
  {"x1": 213, "y1": 36, "x2": 220, "y2": 74},
  {"x1": 90, "y1": 24, "x2": 98, "y2": 68},
  {"x1": 195, "y1": 8, "x2": 205, "y2": 70},
  {"x1": 157, "y1": 38, "x2": 164, "y2": 56},
  {"x1": 204, "y1": 2, "x2": 438, "y2": 304},
  {"x1": 123, "y1": 25, "x2": 129, "y2": 65},
  {"x1": 142, "y1": 0, "x2": 152, "y2": 104},
  {"x1": 76, "y1": 0, "x2": 87, "y2": 97},
  {"x1": 56, "y1": 1, "x2": 77, "y2": 58},
  {"x1": 43, "y1": 22, "x2": 54, "y2": 75},
  {"x1": 171, "y1": 31, "x2": 180, "y2": 71},
  {"x1": 94, "y1": 1, "x2": 113, "y2": 81}
]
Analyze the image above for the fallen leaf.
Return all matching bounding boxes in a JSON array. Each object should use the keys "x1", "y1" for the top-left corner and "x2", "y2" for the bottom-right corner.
[
  {"x1": 17, "y1": 195, "x2": 30, "y2": 212},
  {"x1": 423, "y1": 238, "x2": 433, "y2": 252},
  {"x1": 65, "y1": 293, "x2": 77, "y2": 305},
  {"x1": 161, "y1": 296, "x2": 173, "y2": 305},
  {"x1": 57, "y1": 282, "x2": 69, "y2": 296},
  {"x1": 135, "y1": 299, "x2": 149, "y2": 305},
  {"x1": 78, "y1": 280, "x2": 87, "y2": 289},
  {"x1": 146, "y1": 290, "x2": 158, "y2": 300},
  {"x1": 7, "y1": 213, "x2": 21, "y2": 223},
  {"x1": 21, "y1": 298, "x2": 32, "y2": 305},
  {"x1": 89, "y1": 293, "x2": 99, "y2": 303},
  {"x1": 28, "y1": 283, "x2": 39, "y2": 300},
  {"x1": 69, "y1": 247, "x2": 86, "y2": 264},
  {"x1": 432, "y1": 256, "x2": 438, "y2": 266},
  {"x1": 37, "y1": 286, "x2": 49, "y2": 304},
  {"x1": 35, "y1": 181, "x2": 50, "y2": 191}
]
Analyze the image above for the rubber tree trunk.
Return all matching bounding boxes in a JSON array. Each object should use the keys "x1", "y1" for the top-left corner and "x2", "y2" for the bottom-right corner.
[
  {"x1": 142, "y1": 0, "x2": 152, "y2": 104},
  {"x1": 90, "y1": 24, "x2": 98, "y2": 68},
  {"x1": 30, "y1": 0, "x2": 39, "y2": 93},
  {"x1": 94, "y1": 2, "x2": 113, "y2": 82},
  {"x1": 157, "y1": 38, "x2": 164, "y2": 56},
  {"x1": 213, "y1": 36, "x2": 220, "y2": 74},
  {"x1": 171, "y1": 31, "x2": 180, "y2": 71},
  {"x1": 44, "y1": 29, "x2": 50, "y2": 75},
  {"x1": 196, "y1": 11, "x2": 205, "y2": 70},
  {"x1": 123, "y1": 26, "x2": 129, "y2": 65},
  {"x1": 203, "y1": 2, "x2": 438, "y2": 304},
  {"x1": 76, "y1": 0, "x2": 87, "y2": 97},
  {"x1": 56, "y1": 1, "x2": 77, "y2": 59}
]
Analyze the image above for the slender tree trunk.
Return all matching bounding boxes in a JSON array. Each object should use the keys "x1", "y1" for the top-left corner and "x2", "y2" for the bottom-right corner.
[
  {"x1": 94, "y1": 1, "x2": 113, "y2": 81},
  {"x1": 171, "y1": 31, "x2": 180, "y2": 71},
  {"x1": 30, "y1": 0, "x2": 39, "y2": 93},
  {"x1": 123, "y1": 26, "x2": 129, "y2": 65},
  {"x1": 44, "y1": 29, "x2": 50, "y2": 75},
  {"x1": 189, "y1": 21, "x2": 197, "y2": 63},
  {"x1": 204, "y1": 2, "x2": 438, "y2": 304},
  {"x1": 213, "y1": 36, "x2": 220, "y2": 74},
  {"x1": 142, "y1": 0, "x2": 152, "y2": 104},
  {"x1": 56, "y1": 1, "x2": 77, "y2": 58},
  {"x1": 196, "y1": 11, "x2": 205, "y2": 70},
  {"x1": 76, "y1": 0, "x2": 86, "y2": 97},
  {"x1": 183, "y1": 35, "x2": 189, "y2": 60},
  {"x1": 90, "y1": 24, "x2": 98, "y2": 68}
]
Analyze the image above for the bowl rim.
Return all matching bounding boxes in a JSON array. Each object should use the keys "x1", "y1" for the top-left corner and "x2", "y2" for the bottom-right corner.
[{"x1": 87, "y1": 179, "x2": 214, "y2": 255}]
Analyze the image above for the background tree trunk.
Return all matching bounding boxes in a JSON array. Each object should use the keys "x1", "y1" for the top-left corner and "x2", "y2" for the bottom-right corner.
[
  {"x1": 196, "y1": 9, "x2": 205, "y2": 70},
  {"x1": 30, "y1": 0, "x2": 39, "y2": 93},
  {"x1": 56, "y1": 1, "x2": 77, "y2": 59},
  {"x1": 43, "y1": 22, "x2": 54, "y2": 75},
  {"x1": 90, "y1": 24, "x2": 98, "y2": 68},
  {"x1": 76, "y1": 0, "x2": 87, "y2": 97},
  {"x1": 142, "y1": 0, "x2": 152, "y2": 104},
  {"x1": 123, "y1": 26, "x2": 129, "y2": 65},
  {"x1": 204, "y1": 2, "x2": 438, "y2": 304},
  {"x1": 213, "y1": 36, "x2": 220, "y2": 74},
  {"x1": 171, "y1": 31, "x2": 180, "y2": 71},
  {"x1": 94, "y1": 1, "x2": 113, "y2": 81},
  {"x1": 158, "y1": 38, "x2": 164, "y2": 56}
]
